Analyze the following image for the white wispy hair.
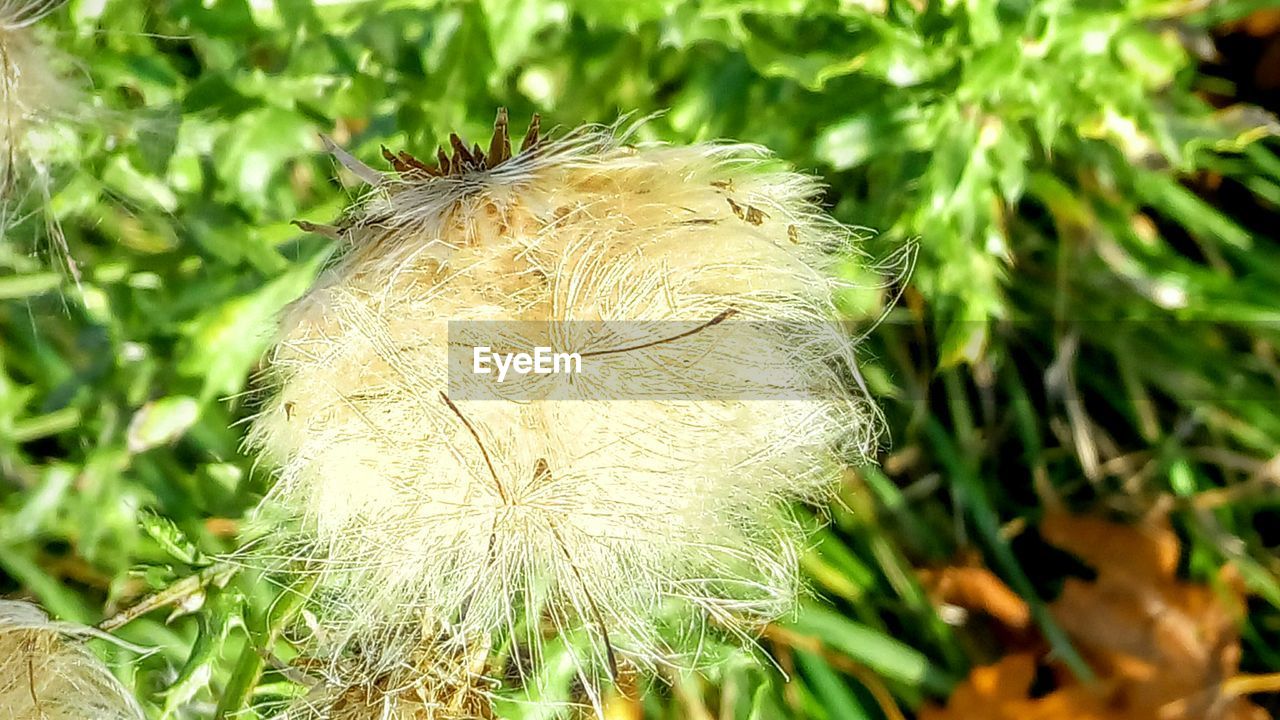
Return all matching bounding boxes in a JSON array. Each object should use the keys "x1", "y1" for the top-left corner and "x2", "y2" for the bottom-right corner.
[
  {"x1": 0, "y1": 599, "x2": 144, "y2": 720},
  {"x1": 0, "y1": 0, "x2": 82, "y2": 279},
  {"x1": 0, "y1": 1, "x2": 72, "y2": 190},
  {"x1": 246, "y1": 112, "x2": 880, "y2": 706}
]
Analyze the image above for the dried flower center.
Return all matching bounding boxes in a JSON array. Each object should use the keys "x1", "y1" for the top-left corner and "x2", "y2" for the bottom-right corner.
[{"x1": 381, "y1": 108, "x2": 541, "y2": 179}]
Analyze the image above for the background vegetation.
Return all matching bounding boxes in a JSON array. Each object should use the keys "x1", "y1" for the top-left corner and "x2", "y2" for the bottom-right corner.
[{"x1": 2, "y1": 0, "x2": 1279, "y2": 718}]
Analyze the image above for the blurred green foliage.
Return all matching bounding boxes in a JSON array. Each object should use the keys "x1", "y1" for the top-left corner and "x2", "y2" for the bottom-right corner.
[{"x1": 1, "y1": 0, "x2": 1279, "y2": 717}]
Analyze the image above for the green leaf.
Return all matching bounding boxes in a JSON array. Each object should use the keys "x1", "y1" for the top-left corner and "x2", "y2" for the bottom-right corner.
[
  {"x1": 127, "y1": 395, "x2": 200, "y2": 453},
  {"x1": 139, "y1": 510, "x2": 203, "y2": 566},
  {"x1": 748, "y1": 682, "x2": 790, "y2": 720},
  {"x1": 480, "y1": 0, "x2": 566, "y2": 72},
  {"x1": 213, "y1": 107, "x2": 317, "y2": 214},
  {"x1": 0, "y1": 273, "x2": 63, "y2": 300},
  {"x1": 162, "y1": 590, "x2": 236, "y2": 718},
  {"x1": 796, "y1": 649, "x2": 875, "y2": 720},
  {"x1": 787, "y1": 605, "x2": 956, "y2": 695},
  {"x1": 177, "y1": 250, "x2": 328, "y2": 402},
  {"x1": 566, "y1": 0, "x2": 682, "y2": 28}
]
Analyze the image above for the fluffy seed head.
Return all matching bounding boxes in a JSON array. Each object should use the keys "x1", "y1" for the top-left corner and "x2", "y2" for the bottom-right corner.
[
  {"x1": 247, "y1": 111, "x2": 879, "y2": 685},
  {"x1": 285, "y1": 639, "x2": 493, "y2": 720},
  {"x1": 0, "y1": 600, "x2": 144, "y2": 720},
  {"x1": 0, "y1": 0, "x2": 73, "y2": 195}
]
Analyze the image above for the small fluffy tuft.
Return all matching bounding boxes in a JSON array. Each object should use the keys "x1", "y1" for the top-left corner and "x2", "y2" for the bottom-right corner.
[
  {"x1": 247, "y1": 111, "x2": 880, "y2": 695},
  {"x1": 0, "y1": 599, "x2": 144, "y2": 720},
  {"x1": 0, "y1": 1, "x2": 74, "y2": 194}
]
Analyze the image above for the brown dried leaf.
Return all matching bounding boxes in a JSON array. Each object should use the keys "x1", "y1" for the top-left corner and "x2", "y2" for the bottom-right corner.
[
  {"x1": 1040, "y1": 512, "x2": 1179, "y2": 582},
  {"x1": 1233, "y1": 9, "x2": 1280, "y2": 37},
  {"x1": 922, "y1": 514, "x2": 1271, "y2": 720},
  {"x1": 1043, "y1": 513, "x2": 1260, "y2": 720},
  {"x1": 919, "y1": 654, "x2": 1116, "y2": 720},
  {"x1": 919, "y1": 566, "x2": 1032, "y2": 630}
]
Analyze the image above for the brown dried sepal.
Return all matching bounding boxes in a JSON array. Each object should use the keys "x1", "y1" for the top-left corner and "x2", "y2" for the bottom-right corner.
[
  {"x1": 726, "y1": 197, "x2": 768, "y2": 226},
  {"x1": 382, "y1": 108, "x2": 541, "y2": 180},
  {"x1": 381, "y1": 146, "x2": 437, "y2": 178}
]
